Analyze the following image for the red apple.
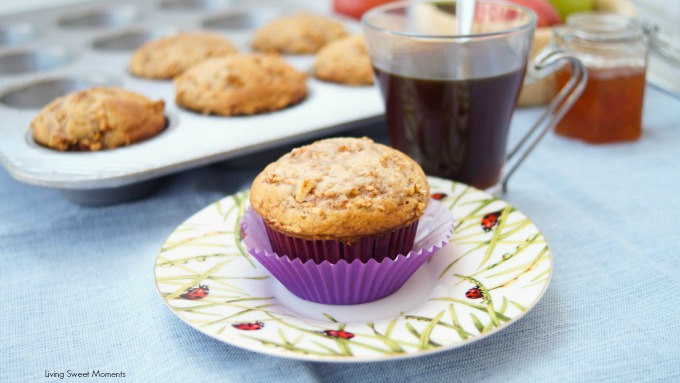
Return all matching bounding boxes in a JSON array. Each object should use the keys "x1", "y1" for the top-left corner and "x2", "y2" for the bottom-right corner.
[
  {"x1": 507, "y1": 0, "x2": 562, "y2": 27},
  {"x1": 333, "y1": 0, "x2": 396, "y2": 20}
]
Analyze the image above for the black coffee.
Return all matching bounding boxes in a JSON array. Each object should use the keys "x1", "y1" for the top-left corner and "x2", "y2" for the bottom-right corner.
[{"x1": 374, "y1": 67, "x2": 525, "y2": 190}]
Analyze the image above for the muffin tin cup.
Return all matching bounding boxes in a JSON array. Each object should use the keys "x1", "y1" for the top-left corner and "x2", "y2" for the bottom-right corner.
[
  {"x1": 57, "y1": 6, "x2": 141, "y2": 29},
  {"x1": 264, "y1": 220, "x2": 419, "y2": 264},
  {"x1": 0, "y1": 23, "x2": 37, "y2": 47},
  {"x1": 201, "y1": 8, "x2": 283, "y2": 30},
  {"x1": 241, "y1": 200, "x2": 455, "y2": 305},
  {"x1": 0, "y1": 47, "x2": 74, "y2": 75},
  {"x1": 159, "y1": 0, "x2": 232, "y2": 12},
  {"x1": 91, "y1": 28, "x2": 177, "y2": 52},
  {"x1": 0, "y1": 74, "x2": 122, "y2": 109}
]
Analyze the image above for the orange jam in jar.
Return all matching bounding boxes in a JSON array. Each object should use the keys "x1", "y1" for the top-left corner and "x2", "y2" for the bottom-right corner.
[
  {"x1": 556, "y1": 66, "x2": 646, "y2": 142},
  {"x1": 553, "y1": 13, "x2": 648, "y2": 143}
]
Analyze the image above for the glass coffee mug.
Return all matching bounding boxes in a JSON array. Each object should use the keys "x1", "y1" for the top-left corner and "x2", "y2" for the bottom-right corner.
[{"x1": 362, "y1": 1, "x2": 587, "y2": 193}]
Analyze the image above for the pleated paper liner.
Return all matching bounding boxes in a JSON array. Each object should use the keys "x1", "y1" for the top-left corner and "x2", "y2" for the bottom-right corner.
[
  {"x1": 241, "y1": 200, "x2": 454, "y2": 305},
  {"x1": 264, "y1": 220, "x2": 419, "y2": 263}
]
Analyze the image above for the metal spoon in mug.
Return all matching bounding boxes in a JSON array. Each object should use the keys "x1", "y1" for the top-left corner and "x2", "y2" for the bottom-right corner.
[{"x1": 456, "y1": 0, "x2": 475, "y2": 35}]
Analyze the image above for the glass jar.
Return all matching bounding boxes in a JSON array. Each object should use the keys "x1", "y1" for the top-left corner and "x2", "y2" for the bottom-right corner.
[{"x1": 553, "y1": 13, "x2": 648, "y2": 143}]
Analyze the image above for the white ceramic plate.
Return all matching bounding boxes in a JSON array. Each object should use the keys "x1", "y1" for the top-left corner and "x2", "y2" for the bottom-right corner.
[{"x1": 154, "y1": 177, "x2": 552, "y2": 362}]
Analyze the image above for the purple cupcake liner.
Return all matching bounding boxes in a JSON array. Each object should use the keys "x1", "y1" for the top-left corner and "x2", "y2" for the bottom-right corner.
[
  {"x1": 241, "y1": 200, "x2": 455, "y2": 305},
  {"x1": 264, "y1": 220, "x2": 419, "y2": 264}
]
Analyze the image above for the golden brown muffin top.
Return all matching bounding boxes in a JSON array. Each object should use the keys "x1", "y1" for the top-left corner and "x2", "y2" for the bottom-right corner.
[
  {"x1": 314, "y1": 34, "x2": 374, "y2": 86},
  {"x1": 129, "y1": 31, "x2": 238, "y2": 79},
  {"x1": 31, "y1": 87, "x2": 165, "y2": 151},
  {"x1": 250, "y1": 137, "x2": 430, "y2": 241},
  {"x1": 174, "y1": 53, "x2": 307, "y2": 116},
  {"x1": 251, "y1": 12, "x2": 348, "y2": 54}
]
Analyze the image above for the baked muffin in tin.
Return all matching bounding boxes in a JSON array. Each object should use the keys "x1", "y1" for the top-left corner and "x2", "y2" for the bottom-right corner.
[
  {"x1": 314, "y1": 34, "x2": 374, "y2": 86},
  {"x1": 129, "y1": 31, "x2": 238, "y2": 79},
  {"x1": 252, "y1": 12, "x2": 347, "y2": 54},
  {"x1": 31, "y1": 87, "x2": 166, "y2": 151},
  {"x1": 174, "y1": 54, "x2": 307, "y2": 116}
]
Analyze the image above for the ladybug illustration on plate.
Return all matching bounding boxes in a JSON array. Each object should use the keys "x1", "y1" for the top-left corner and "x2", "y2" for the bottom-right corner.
[
  {"x1": 481, "y1": 211, "x2": 503, "y2": 232},
  {"x1": 232, "y1": 322, "x2": 265, "y2": 331},
  {"x1": 465, "y1": 286, "x2": 484, "y2": 300},
  {"x1": 180, "y1": 284, "x2": 209, "y2": 300},
  {"x1": 320, "y1": 330, "x2": 355, "y2": 339},
  {"x1": 430, "y1": 193, "x2": 447, "y2": 200}
]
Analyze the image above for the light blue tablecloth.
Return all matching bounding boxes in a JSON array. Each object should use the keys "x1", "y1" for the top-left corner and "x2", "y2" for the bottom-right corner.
[{"x1": 2, "y1": 85, "x2": 679, "y2": 382}]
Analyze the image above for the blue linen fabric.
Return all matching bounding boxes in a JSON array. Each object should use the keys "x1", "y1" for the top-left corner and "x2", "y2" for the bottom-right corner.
[{"x1": 2, "y1": 86, "x2": 680, "y2": 382}]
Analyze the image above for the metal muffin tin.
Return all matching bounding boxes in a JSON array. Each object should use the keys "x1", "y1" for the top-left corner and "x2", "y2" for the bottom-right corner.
[{"x1": 0, "y1": 0, "x2": 382, "y2": 204}]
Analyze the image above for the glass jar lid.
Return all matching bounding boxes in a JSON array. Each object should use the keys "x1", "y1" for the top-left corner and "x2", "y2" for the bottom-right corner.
[{"x1": 565, "y1": 12, "x2": 644, "y2": 42}]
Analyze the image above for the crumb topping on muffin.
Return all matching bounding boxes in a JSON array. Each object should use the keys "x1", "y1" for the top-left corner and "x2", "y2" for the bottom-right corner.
[
  {"x1": 251, "y1": 12, "x2": 348, "y2": 54},
  {"x1": 129, "y1": 31, "x2": 238, "y2": 79},
  {"x1": 250, "y1": 137, "x2": 429, "y2": 240},
  {"x1": 174, "y1": 53, "x2": 307, "y2": 116},
  {"x1": 314, "y1": 34, "x2": 374, "y2": 86},
  {"x1": 31, "y1": 87, "x2": 165, "y2": 151}
]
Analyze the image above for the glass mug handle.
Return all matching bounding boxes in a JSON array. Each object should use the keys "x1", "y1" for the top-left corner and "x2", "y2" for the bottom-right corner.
[{"x1": 501, "y1": 47, "x2": 588, "y2": 193}]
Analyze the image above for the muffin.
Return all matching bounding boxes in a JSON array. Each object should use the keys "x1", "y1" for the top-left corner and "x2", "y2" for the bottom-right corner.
[
  {"x1": 249, "y1": 137, "x2": 430, "y2": 263},
  {"x1": 174, "y1": 54, "x2": 307, "y2": 116},
  {"x1": 243, "y1": 137, "x2": 454, "y2": 305},
  {"x1": 129, "y1": 31, "x2": 238, "y2": 79},
  {"x1": 314, "y1": 34, "x2": 374, "y2": 86},
  {"x1": 251, "y1": 12, "x2": 348, "y2": 54},
  {"x1": 31, "y1": 87, "x2": 166, "y2": 151}
]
